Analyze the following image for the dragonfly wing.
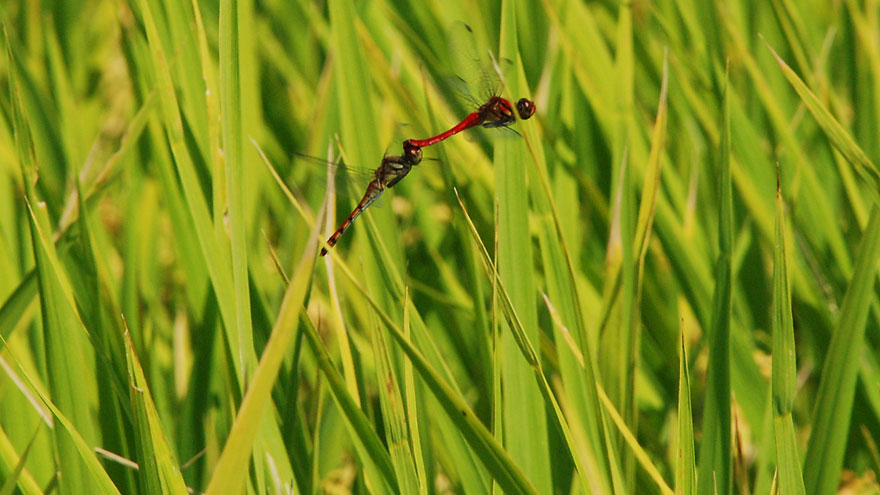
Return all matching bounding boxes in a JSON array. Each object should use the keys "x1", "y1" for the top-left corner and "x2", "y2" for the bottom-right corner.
[
  {"x1": 496, "y1": 125, "x2": 521, "y2": 139},
  {"x1": 438, "y1": 74, "x2": 482, "y2": 110},
  {"x1": 292, "y1": 151, "x2": 377, "y2": 185},
  {"x1": 448, "y1": 22, "x2": 501, "y2": 102}
]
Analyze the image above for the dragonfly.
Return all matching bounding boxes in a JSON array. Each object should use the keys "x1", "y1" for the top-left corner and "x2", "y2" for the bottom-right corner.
[
  {"x1": 403, "y1": 24, "x2": 536, "y2": 149},
  {"x1": 404, "y1": 96, "x2": 535, "y2": 149},
  {"x1": 320, "y1": 142, "x2": 423, "y2": 256}
]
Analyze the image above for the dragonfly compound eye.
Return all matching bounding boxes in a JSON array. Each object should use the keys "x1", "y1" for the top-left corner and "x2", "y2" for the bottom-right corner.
[{"x1": 516, "y1": 98, "x2": 536, "y2": 120}]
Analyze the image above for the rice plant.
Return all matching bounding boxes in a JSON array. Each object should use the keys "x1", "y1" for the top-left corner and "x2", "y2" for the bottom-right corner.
[{"x1": 1, "y1": 0, "x2": 879, "y2": 494}]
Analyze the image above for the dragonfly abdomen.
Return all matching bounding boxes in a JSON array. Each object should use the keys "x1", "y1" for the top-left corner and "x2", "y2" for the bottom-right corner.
[
  {"x1": 320, "y1": 181, "x2": 385, "y2": 256},
  {"x1": 404, "y1": 112, "x2": 484, "y2": 148}
]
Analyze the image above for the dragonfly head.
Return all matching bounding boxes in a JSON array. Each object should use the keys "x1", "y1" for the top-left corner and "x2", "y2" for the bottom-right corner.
[
  {"x1": 516, "y1": 98, "x2": 536, "y2": 120},
  {"x1": 403, "y1": 141, "x2": 423, "y2": 165}
]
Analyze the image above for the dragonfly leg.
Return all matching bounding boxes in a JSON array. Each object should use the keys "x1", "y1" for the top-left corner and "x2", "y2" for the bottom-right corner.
[
  {"x1": 385, "y1": 165, "x2": 411, "y2": 189},
  {"x1": 482, "y1": 118, "x2": 514, "y2": 129}
]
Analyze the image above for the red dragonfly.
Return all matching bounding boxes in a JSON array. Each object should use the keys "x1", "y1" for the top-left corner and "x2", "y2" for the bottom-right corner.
[
  {"x1": 404, "y1": 24, "x2": 536, "y2": 149},
  {"x1": 320, "y1": 142, "x2": 423, "y2": 256},
  {"x1": 403, "y1": 96, "x2": 535, "y2": 149}
]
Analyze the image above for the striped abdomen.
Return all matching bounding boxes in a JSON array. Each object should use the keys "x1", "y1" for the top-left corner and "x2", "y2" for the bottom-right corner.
[{"x1": 320, "y1": 182, "x2": 383, "y2": 256}]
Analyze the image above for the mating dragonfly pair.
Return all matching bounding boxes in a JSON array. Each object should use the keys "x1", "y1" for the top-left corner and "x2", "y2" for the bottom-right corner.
[{"x1": 319, "y1": 94, "x2": 536, "y2": 256}]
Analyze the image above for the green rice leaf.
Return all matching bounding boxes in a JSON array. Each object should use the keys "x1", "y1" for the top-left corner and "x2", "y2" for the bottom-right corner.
[
  {"x1": 0, "y1": 333, "x2": 120, "y2": 494},
  {"x1": 771, "y1": 169, "x2": 805, "y2": 495},
  {"x1": 0, "y1": 426, "x2": 42, "y2": 495},
  {"x1": 495, "y1": 2, "x2": 550, "y2": 492},
  {"x1": 204, "y1": 240, "x2": 319, "y2": 494},
  {"x1": 764, "y1": 39, "x2": 880, "y2": 202},
  {"x1": 133, "y1": 0, "x2": 242, "y2": 382},
  {"x1": 676, "y1": 329, "x2": 696, "y2": 495},
  {"x1": 123, "y1": 327, "x2": 188, "y2": 494},
  {"x1": 0, "y1": 272, "x2": 37, "y2": 341},
  {"x1": 596, "y1": 386, "x2": 675, "y2": 495},
  {"x1": 402, "y1": 291, "x2": 429, "y2": 495},
  {"x1": 369, "y1": 319, "x2": 420, "y2": 495},
  {"x1": 299, "y1": 312, "x2": 399, "y2": 495},
  {"x1": 7, "y1": 28, "x2": 108, "y2": 493},
  {"x1": 219, "y1": 0, "x2": 255, "y2": 378},
  {"x1": 802, "y1": 207, "x2": 880, "y2": 494},
  {"x1": 697, "y1": 64, "x2": 732, "y2": 495},
  {"x1": 456, "y1": 188, "x2": 597, "y2": 494}
]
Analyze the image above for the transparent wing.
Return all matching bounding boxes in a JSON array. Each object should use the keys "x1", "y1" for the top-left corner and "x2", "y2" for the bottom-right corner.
[
  {"x1": 446, "y1": 23, "x2": 516, "y2": 98},
  {"x1": 447, "y1": 22, "x2": 499, "y2": 102},
  {"x1": 291, "y1": 151, "x2": 376, "y2": 184},
  {"x1": 435, "y1": 74, "x2": 479, "y2": 111},
  {"x1": 290, "y1": 151, "x2": 394, "y2": 212}
]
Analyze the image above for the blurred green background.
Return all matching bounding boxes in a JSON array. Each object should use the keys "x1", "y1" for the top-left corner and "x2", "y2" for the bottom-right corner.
[{"x1": 1, "y1": 0, "x2": 880, "y2": 494}]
